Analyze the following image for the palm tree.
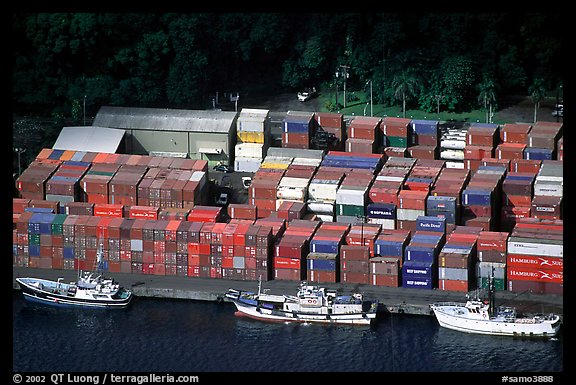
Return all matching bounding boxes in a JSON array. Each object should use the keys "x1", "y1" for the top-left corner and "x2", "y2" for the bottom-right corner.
[
  {"x1": 529, "y1": 78, "x2": 546, "y2": 123},
  {"x1": 477, "y1": 77, "x2": 497, "y2": 124},
  {"x1": 392, "y1": 71, "x2": 419, "y2": 118}
]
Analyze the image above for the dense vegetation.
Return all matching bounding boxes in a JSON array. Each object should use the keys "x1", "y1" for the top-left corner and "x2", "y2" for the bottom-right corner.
[{"x1": 13, "y1": 13, "x2": 563, "y2": 119}]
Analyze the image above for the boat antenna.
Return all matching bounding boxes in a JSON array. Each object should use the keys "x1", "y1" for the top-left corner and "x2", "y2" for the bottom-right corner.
[{"x1": 257, "y1": 274, "x2": 262, "y2": 296}]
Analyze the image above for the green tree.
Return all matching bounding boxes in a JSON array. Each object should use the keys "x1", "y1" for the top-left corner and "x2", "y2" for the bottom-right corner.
[
  {"x1": 392, "y1": 71, "x2": 420, "y2": 118},
  {"x1": 477, "y1": 76, "x2": 498, "y2": 124},
  {"x1": 528, "y1": 78, "x2": 546, "y2": 123}
]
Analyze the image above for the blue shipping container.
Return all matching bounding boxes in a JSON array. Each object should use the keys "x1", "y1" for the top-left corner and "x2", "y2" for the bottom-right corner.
[
  {"x1": 63, "y1": 246, "x2": 75, "y2": 260},
  {"x1": 402, "y1": 260, "x2": 435, "y2": 277},
  {"x1": 374, "y1": 240, "x2": 405, "y2": 257},
  {"x1": 411, "y1": 120, "x2": 439, "y2": 135},
  {"x1": 62, "y1": 160, "x2": 91, "y2": 168},
  {"x1": 402, "y1": 276, "x2": 434, "y2": 289},
  {"x1": 307, "y1": 258, "x2": 337, "y2": 271},
  {"x1": 309, "y1": 240, "x2": 340, "y2": 254},
  {"x1": 426, "y1": 195, "x2": 457, "y2": 212},
  {"x1": 404, "y1": 245, "x2": 438, "y2": 263},
  {"x1": 524, "y1": 147, "x2": 554, "y2": 161},
  {"x1": 462, "y1": 188, "x2": 493, "y2": 206},
  {"x1": 367, "y1": 203, "x2": 396, "y2": 219},
  {"x1": 411, "y1": 233, "x2": 443, "y2": 245},
  {"x1": 284, "y1": 121, "x2": 310, "y2": 133},
  {"x1": 425, "y1": 210, "x2": 458, "y2": 224},
  {"x1": 29, "y1": 244, "x2": 40, "y2": 257},
  {"x1": 416, "y1": 216, "x2": 446, "y2": 233},
  {"x1": 24, "y1": 207, "x2": 55, "y2": 214},
  {"x1": 48, "y1": 149, "x2": 64, "y2": 160}
]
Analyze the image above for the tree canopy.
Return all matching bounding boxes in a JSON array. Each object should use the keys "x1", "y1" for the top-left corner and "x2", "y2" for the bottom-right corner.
[{"x1": 13, "y1": 13, "x2": 563, "y2": 118}]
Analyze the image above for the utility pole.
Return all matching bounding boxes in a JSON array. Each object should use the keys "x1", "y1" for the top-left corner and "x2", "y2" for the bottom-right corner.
[
  {"x1": 83, "y1": 95, "x2": 87, "y2": 126},
  {"x1": 336, "y1": 65, "x2": 350, "y2": 108},
  {"x1": 14, "y1": 147, "x2": 26, "y2": 177}
]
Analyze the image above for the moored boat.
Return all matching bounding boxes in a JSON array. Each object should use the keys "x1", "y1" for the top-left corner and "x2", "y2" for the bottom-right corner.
[
  {"x1": 430, "y1": 271, "x2": 561, "y2": 337},
  {"x1": 225, "y1": 280, "x2": 378, "y2": 325},
  {"x1": 15, "y1": 242, "x2": 133, "y2": 309}
]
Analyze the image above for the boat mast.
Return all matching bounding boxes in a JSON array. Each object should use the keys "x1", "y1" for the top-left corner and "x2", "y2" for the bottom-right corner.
[{"x1": 488, "y1": 266, "x2": 496, "y2": 316}]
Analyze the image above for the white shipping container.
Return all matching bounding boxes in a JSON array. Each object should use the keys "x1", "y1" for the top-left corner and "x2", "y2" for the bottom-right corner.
[
  {"x1": 291, "y1": 157, "x2": 322, "y2": 167},
  {"x1": 440, "y1": 139, "x2": 466, "y2": 150},
  {"x1": 507, "y1": 240, "x2": 563, "y2": 258},
  {"x1": 438, "y1": 267, "x2": 469, "y2": 281},
  {"x1": 396, "y1": 208, "x2": 425, "y2": 221},
  {"x1": 375, "y1": 175, "x2": 406, "y2": 182},
  {"x1": 276, "y1": 186, "x2": 307, "y2": 201},
  {"x1": 263, "y1": 155, "x2": 293, "y2": 165},
  {"x1": 367, "y1": 218, "x2": 396, "y2": 229},
  {"x1": 306, "y1": 200, "x2": 335, "y2": 214},
  {"x1": 279, "y1": 177, "x2": 310, "y2": 188},
  {"x1": 316, "y1": 214, "x2": 335, "y2": 222},
  {"x1": 308, "y1": 181, "x2": 339, "y2": 202},
  {"x1": 440, "y1": 149, "x2": 464, "y2": 160},
  {"x1": 533, "y1": 183, "x2": 563, "y2": 197},
  {"x1": 445, "y1": 161, "x2": 465, "y2": 169},
  {"x1": 130, "y1": 239, "x2": 143, "y2": 252},
  {"x1": 476, "y1": 262, "x2": 506, "y2": 279},
  {"x1": 233, "y1": 256, "x2": 245, "y2": 269},
  {"x1": 234, "y1": 157, "x2": 263, "y2": 173},
  {"x1": 336, "y1": 188, "x2": 367, "y2": 206},
  {"x1": 235, "y1": 143, "x2": 266, "y2": 158}
]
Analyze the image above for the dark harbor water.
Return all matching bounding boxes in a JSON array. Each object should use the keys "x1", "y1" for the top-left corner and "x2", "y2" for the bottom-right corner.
[{"x1": 13, "y1": 292, "x2": 564, "y2": 375}]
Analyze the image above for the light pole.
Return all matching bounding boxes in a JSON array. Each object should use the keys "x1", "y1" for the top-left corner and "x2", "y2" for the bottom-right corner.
[
  {"x1": 434, "y1": 95, "x2": 442, "y2": 117},
  {"x1": 14, "y1": 147, "x2": 26, "y2": 177},
  {"x1": 336, "y1": 65, "x2": 350, "y2": 108},
  {"x1": 83, "y1": 95, "x2": 87, "y2": 126},
  {"x1": 366, "y1": 80, "x2": 373, "y2": 117}
]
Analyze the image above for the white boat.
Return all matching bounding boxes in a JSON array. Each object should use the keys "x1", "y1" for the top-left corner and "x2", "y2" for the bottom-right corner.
[
  {"x1": 225, "y1": 280, "x2": 378, "y2": 325},
  {"x1": 15, "y1": 243, "x2": 133, "y2": 309},
  {"x1": 430, "y1": 273, "x2": 561, "y2": 338}
]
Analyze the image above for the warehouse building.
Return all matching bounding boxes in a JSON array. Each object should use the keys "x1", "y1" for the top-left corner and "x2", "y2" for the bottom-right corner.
[{"x1": 92, "y1": 106, "x2": 238, "y2": 167}]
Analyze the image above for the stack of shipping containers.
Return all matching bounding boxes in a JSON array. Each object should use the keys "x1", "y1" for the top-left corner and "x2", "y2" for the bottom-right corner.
[
  {"x1": 314, "y1": 112, "x2": 346, "y2": 151},
  {"x1": 463, "y1": 123, "x2": 499, "y2": 171},
  {"x1": 234, "y1": 108, "x2": 270, "y2": 173},
  {"x1": 282, "y1": 111, "x2": 315, "y2": 149},
  {"x1": 408, "y1": 119, "x2": 439, "y2": 160},
  {"x1": 371, "y1": 229, "x2": 411, "y2": 287},
  {"x1": 345, "y1": 116, "x2": 381, "y2": 153},
  {"x1": 307, "y1": 222, "x2": 349, "y2": 283}
]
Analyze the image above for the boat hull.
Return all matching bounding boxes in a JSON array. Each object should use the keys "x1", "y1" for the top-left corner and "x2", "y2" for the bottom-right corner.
[
  {"x1": 16, "y1": 278, "x2": 132, "y2": 309},
  {"x1": 431, "y1": 304, "x2": 561, "y2": 337},
  {"x1": 229, "y1": 299, "x2": 376, "y2": 325}
]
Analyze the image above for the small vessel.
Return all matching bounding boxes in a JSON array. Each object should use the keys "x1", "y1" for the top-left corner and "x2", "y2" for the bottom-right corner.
[
  {"x1": 430, "y1": 272, "x2": 561, "y2": 338},
  {"x1": 225, "y1": 280, "x2": 378, "y2": 325},
  {"x1": 15, "y1": 243, "x2": 133, "y2": 309}
]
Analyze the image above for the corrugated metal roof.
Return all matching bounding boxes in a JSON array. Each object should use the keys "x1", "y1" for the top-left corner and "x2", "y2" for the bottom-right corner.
[
  {"x1": 53, "y1": 126, "x2": 125, "y2": 153},
  {"x1": 93, "y1": 106, "x2": 238, "y2": 133}
]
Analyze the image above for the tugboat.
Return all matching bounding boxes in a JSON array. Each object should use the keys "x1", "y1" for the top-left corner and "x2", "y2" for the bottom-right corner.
[
  {"x1": 430, "y1": 271, "x2": 561, "y2": 338},
  {"x1": 225, "y1": 280, "x2": 378, "y2": 325},
  {"x1": 15, "y1": 243, "x2": 133, "y2": 309}
]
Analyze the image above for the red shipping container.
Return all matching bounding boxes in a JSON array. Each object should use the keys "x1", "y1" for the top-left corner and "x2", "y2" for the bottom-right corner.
[
  {"x1": 274, "y1": 268, "x2": 302, "y2": 280},
  {"x1": 274, "y1": 257, "x2": 301, "y2": 269},
  {"x1": 94, "y1": 203, "x2": 124, "y2": 218},
  {"x1": 500, "y1": 123, "x2": 532, "y2": 143},
  {"x1": 438, "y1": 279, "x2": 470, "y2": 292},
  {"x1": 341, "y1": 272, "x2": 370, "y2": 284},
  {"x1": 507, "y1": 266, "x2": 563, "y2": 284},
  {"x1": 129, "y1": 205, "x2": 159, "y2": 220},
  {"x1": 307, "y1": 270, "x2": 337, "y2": 283},
  {"x1": 371, "y1": 274, "x2": 400, "y2": 287},
  {"x1": 340, "y1": 245, "x2": 370, "y2": 261},
  {"x1": 398, "y1": 190, "x2": 428, "y2": 210},
  {"x1": 507, "y1": 254, "x2": 563, "y2": 271}
]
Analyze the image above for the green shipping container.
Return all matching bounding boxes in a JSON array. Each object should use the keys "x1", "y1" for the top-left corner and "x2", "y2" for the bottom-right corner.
[
  {"x1": 51, "y1": 214, "x2": 68, "y2": 235},
  {"x1": 336, "y1": 203, "x2": 365, "y2": 217},
  {"x1": 478, "y1": 277, "x2": 506, "y2": 291},
  {"x1": 386, "y1": 136, "x2": 409, "y2": 147}
]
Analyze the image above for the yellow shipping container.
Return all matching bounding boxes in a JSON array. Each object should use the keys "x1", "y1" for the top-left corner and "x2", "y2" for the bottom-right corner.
[
  {"x1": 237, "y1": 131, "x2": 265, "y2": 144},
  {"x1": 260, "y1": 162, "x2": 289, "y2": 170},
  {"x1": 60, "y1": 150, "x2": 76, "y2": 161}
]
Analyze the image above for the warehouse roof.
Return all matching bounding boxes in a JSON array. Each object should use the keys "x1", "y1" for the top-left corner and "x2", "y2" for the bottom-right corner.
[
  {"x1": 53, "y1": 126, "x2": 125, "y2": 153},
  {"x1": 93, "y1": 106, "x2": 238, "y2": 133}
]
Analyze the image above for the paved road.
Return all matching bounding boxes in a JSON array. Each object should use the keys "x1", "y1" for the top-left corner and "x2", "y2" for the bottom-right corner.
[{"x1": 13, "y1": 267, "x2": 563, "y2": 317}]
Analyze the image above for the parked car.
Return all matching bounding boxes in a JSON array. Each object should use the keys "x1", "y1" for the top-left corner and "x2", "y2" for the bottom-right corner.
[
  {"x1": 552, "y1": 101, "x2": 563, "y2": 118},
  {"x1": 298, "y1": 87, "x2": 317, "y2": 102},
  {"x1": 213, "y1": 163, "x2": 232, "y2": 173},
  {"x1": 215, "y1": 192, "x2": 229, "y2": 206}
]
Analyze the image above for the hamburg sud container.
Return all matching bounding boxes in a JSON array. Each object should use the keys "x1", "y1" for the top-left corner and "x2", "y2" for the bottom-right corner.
[{"x1": 506, "y1": 218, "x2": 563, "y2": 295}]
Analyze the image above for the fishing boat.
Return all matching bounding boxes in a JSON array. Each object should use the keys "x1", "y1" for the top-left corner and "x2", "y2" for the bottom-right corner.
[
  {"x1": 15, "y1": 243, "x2": 133, "y2": 309},
  {"x1": 430, "y1": 271, "x2": 561, "y2": 338},
  {"x1": 225, "y1": 280, "x2": 378, "y2": 325}
]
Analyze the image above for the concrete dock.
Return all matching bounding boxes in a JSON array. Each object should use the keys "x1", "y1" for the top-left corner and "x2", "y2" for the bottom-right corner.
[{"x1": 13, "y1": 267, "x2": 563, "y2": 317}]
